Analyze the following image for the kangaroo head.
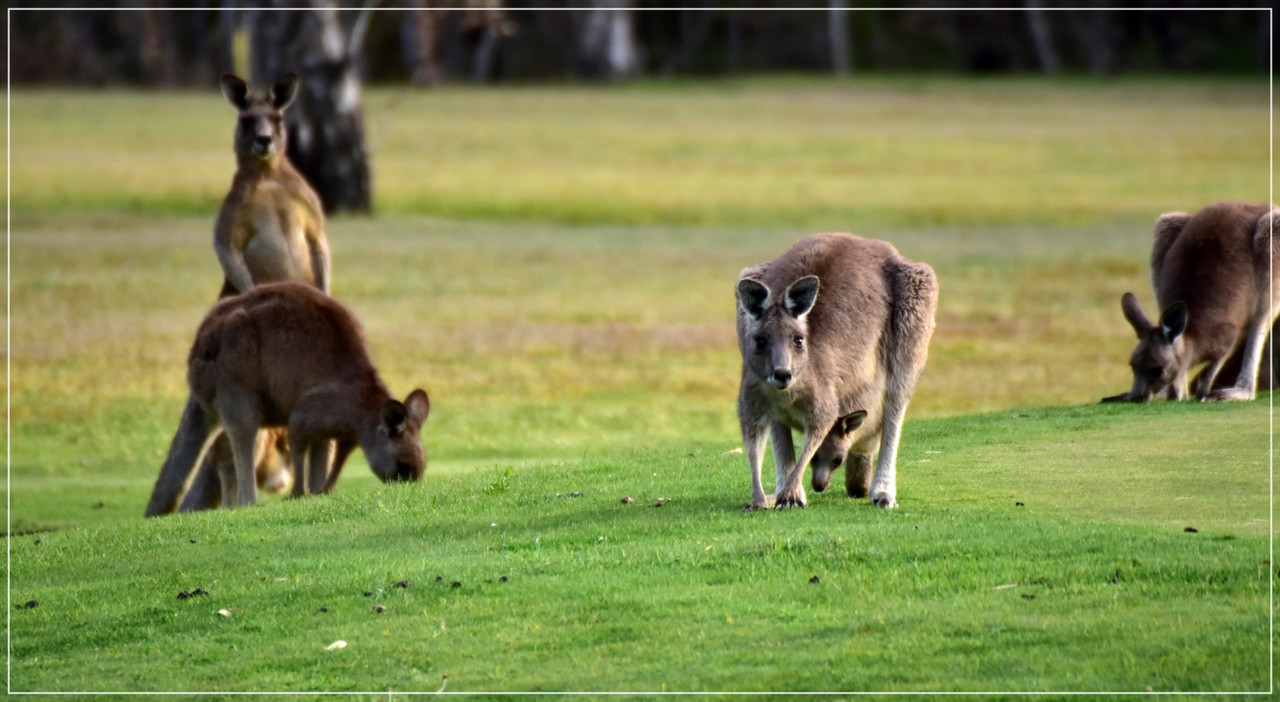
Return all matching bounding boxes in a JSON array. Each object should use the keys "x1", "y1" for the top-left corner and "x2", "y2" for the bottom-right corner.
[
  {"x1": 221, "y1": 73, "x2": 298, "y2": 165},
  {"x1": 366, "y1": 389, "x2": 430, "y2": 483},
  {"x1": 737, "y1": 275, "x2": 820, "y2": 390},
  {"x1": 1119, "y1": 292, "x2": 1187, "y2": 402},
  {"x1": 809, "y1": 410, "x2": 867, "y2": 493}
]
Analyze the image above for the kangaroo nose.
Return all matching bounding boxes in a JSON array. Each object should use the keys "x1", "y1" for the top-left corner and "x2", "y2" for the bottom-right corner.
[
  {"x1": 772, "y1": 369, "x2": 792, "y2": 385},
  {"x1": 255, "y1": 135, "x2": 272, "y2": 149}
]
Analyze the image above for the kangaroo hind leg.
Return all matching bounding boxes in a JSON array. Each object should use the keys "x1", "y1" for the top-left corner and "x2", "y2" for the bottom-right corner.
[
  {"x1": 870, "y1": 261, "x2": 938, "y2": 509},
  {"x1": 1209, "y1": 206, "x2": 1279, "y2": 402}
]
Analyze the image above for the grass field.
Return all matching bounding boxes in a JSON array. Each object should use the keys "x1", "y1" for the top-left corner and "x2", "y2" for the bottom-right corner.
[{"x1": 5, "y1": 76, "x2": 1275, "y2": 694}]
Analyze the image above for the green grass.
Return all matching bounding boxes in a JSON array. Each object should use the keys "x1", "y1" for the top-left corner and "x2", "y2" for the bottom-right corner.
[
  {"x1": 10, "y1": 76, "x2": 1269, "y2": 227},
  {"x1": 8, "y1": 402, "x2": 1271, "y2": 693},
  {"x1": 5, "y1": 77, "x2": 1275, "y2": 693}
]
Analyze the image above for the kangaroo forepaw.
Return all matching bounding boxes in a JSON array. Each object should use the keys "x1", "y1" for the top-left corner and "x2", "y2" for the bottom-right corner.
[
  {"x1": 774, "y1": 487, "x2": 806, "y2": 510},
  {"x1": 745, "y1": 493, "x2": 776, "y2": 512},
  {"x1": 1206, "y1": 387, "x2": 1255, "y2": 403},
  {"x1": 871, "y1": 492, "x2": 898, "y2": 509}
]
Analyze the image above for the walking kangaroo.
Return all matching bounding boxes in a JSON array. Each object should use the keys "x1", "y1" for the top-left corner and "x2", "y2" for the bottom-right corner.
[
  {"x1": 736, "y1": 233, "x2": 937, "y2": 510},
  {"x1": 174, "y1": 73, "x2": 336, "y2": 512},
  {"x1": 1101, "y1": 200, "x2": 1278, "y2": 403},
  {"x1": 144, "y1": 283, "x2": 430, "y2": 517}
]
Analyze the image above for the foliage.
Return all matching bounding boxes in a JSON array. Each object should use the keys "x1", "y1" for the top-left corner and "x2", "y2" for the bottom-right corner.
[{"x1": 7, "y1": 9, "x2": 1269, "y2": 86}]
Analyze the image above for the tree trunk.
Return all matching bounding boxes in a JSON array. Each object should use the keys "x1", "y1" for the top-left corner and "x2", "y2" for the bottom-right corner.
[
  {"x1": 1025, "y1": 0, "x2": 1061, "y2": 74},
  {"x1": 138, "y1": 7, "x2": 180, "y2": 86},
  {"x1": 829, "y1": 0, "x2": 851, "y2": 76},
  {"x1": 402, "y1": 2, "x2": 446, "y2": 86},
  {"x1": 573, "y1": 1, "x2": 638, "y2": 80},
  {"x1": 245, "y1": 5, "x2": 372, "y2": 214},
  {"x1": 1071, "y1": 9, "x2": 1119, "y2": 76}
]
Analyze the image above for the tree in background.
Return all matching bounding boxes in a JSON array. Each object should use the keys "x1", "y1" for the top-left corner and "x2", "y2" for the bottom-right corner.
[
  {"x1": 400, "y1": 0, "x2": 516, "y2": 86},
  {"x1": 572, "y1": 1, "x2": 639, "y2": 80},
  {"x1": 244, "y1": 4, "x2": 374, "y2": 214}
]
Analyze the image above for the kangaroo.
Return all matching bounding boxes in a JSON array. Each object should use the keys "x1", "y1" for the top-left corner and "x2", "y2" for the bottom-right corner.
[
  {"x1": 174, "y1": 73, "x2": 337, "y2": 512},
  {"x1": 144, "y1": 283, "x2": 430, "y2": 517},
  {"x1": 1101, "y1": 201, "x2": 1278, "y2": 403},
  {"x1": 736, "y1": 232, "x2": 937, "y2": 510},
  {"x1": 214, "y1": 72, "x2": 330, "y2": 298}
]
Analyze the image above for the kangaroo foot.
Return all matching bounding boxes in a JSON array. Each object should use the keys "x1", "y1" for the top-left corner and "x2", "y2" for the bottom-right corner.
[
  {"x1": 871, "y1": 491, "x2": 898, "y2": 509},
  {"x1": 1206, "y1": 387, "x2": 1255, "y2": 403},
  {"x1": 258, "y1": 465, "x2": 292, "y2": 495}
]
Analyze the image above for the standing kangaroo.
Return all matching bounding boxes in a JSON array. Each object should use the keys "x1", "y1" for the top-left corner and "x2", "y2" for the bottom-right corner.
[
  {"x1": 736, "y1": 233, "x2": 937, "y2": 510},
  {"x1": 214, "y1": 72, "x2": 330, "y2": 297},
  {"x1": 171, "y1": 73, "x2": 336, "y2": 512},
  {"x1": 1102, "y1": 201, "x2": 1278, "y2": 403},
  {"x1": 144, "y1": 283, "x2": 430, "y2": 517}
]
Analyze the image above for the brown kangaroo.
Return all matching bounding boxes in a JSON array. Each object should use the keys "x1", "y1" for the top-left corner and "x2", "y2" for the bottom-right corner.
[
  {"x1": 144, "y1": 283, "x2": 430, "y2": 517},
  {"x1": 736, "y1": 233, "x2": 937, "y2": 510},
  {"x1": 1102, "y1": 201, "x2": 1278, "y2": 403},
  {"x1": 175, "y1": 73, "x2": 338, "y2": 512},
  {"x1": 214, "y1": 72, "x2": 330, "y2": 298}
]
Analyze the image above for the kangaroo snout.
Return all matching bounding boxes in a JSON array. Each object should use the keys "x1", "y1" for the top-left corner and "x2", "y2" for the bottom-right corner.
[{"x1": 769, "y1": 369, "x2": 793, "y2": 388}]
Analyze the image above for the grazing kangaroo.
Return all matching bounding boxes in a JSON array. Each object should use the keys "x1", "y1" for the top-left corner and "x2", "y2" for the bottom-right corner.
[
  {"x1": 736, "y1": 233, "x2": 937, "y2": 510},
  {"x1": 144, "y1": 283, "x2": 430, "y2": 517},
  {"x1": 1101, "y1": 201, "x2": 1278, "y2": 403}
]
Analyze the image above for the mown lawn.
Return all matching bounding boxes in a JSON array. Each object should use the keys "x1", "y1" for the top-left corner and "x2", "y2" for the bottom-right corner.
[
  {"x1": 5, "y1": 76, "x2": 1274, "y2": 693},
  {"x1": 8, "y1": 401, "x2": 1271, "y2": 693}
]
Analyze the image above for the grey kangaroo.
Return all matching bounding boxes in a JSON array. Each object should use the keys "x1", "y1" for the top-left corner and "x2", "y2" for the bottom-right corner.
[
  {"x1": 736, "y1": 233, "x2": 937, "y2": 510},
  {"x1": 144, "y1": 283, "x2": 429, "y2": 517},
  {"x1": 1102, "y1": 201, "x2": 1278, "y2": 403}
]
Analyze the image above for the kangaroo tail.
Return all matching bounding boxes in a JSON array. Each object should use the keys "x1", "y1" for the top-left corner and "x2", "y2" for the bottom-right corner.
[
  {"x1": 145, "y1": 395, "x2": 218, "y2": 517},
  {"x1": 176, "y1": 432, "x2": 228, "y2": 513}
]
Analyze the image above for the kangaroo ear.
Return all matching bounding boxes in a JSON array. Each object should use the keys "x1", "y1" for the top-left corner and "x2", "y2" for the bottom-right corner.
[
  {"x1": 784, "y1": 276, "x2": 820, "y2": 319},
  {"x1": 403, "y1": 389, "x2": 430, "y2": 427},
  {"x1": 837, "y1": 410, "x2": 868, "y2": 436},
  {"x1": 1160, "y1": 302, "x2": 1188, "y2": 343},
  {"x1": 220, "y1": 73, "x2": 249, "y2": 110},
  {"x1": 737, "y1": 279, "x2": 771, "y2": 319},
  {"x1": 1120, "y1": 292, "x2": 1155, "y2": 338},
  {"x1": 381, "y1": 400, "x2": 409, "y2": 438},
  {"x1": 270, "y1": 73, "x2": 299, "y2": 111}
]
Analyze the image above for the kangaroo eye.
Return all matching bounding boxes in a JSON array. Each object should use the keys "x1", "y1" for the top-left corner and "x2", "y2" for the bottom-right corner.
[
  {"x1": 753, "y1": 336, "x2": 768, "y2": 351},
  {"x1": 793, "y1": 336, "x2": 804, "y2": 349}
]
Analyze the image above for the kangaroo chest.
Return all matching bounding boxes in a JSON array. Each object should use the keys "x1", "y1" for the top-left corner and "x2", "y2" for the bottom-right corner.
[{"x1": 233, "y1": 179, "x2": 318, "y2": 285}]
